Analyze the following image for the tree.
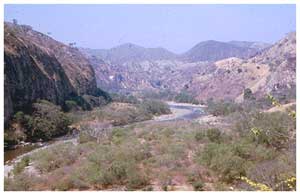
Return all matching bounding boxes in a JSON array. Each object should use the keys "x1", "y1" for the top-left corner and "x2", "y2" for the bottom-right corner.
[
  {"x1": 244, "y1": 88, "x2": 255, "y2": 100},
  {"x1": 13, "y1": 19, "x2": 18, "y2": 25}
]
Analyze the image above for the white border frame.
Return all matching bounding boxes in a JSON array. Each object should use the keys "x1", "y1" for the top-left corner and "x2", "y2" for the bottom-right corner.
[{"x1": 0, "y1": 0, "x2": 298, "y2": 194}]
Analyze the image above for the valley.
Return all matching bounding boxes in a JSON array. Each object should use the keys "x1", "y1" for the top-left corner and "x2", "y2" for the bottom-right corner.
[{"x1": 3, "y1": 21, "x2": 296, "y2": 191}]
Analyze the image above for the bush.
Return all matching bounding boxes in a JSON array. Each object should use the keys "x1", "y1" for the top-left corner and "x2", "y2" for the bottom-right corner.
[
  {"x1": 67, "y1": 93, "x2": 92, "y2": 111},
  {"x1": 192, "y1": 181, "x2": 204, "y2": 191},
  {"x1": 4, "y1": 173, "x2": 41, "y2": 191},
  {"x1": 195, "y1": 131, "x2": 205, "y2": 141},
  {"x1": 110, "y1": 93, "x2": 140, "y2": 104},
  {"x1": 126, "y1": 170, "x2": 149, "y2": 190},
  {"x1": 174, "y1": 91, "x2": 199, "y2": 104},
  {"x1": 94, "y1": 88, "x2": 111, "y2": 101},
  {"x1": 13, "y1": 111, "x2": 26, "y2": 124},
  {"x1": 83, "y1": 95, "x2": 108, "y2": 108},
  {"x1": 139, "y1": 99, "x2": 171, "y2": 116},
  {"x1": 206, "y1": 128, "x2": 222, "y2": 142},
  {"x1": 246, "y1": 153, "x2": 296, "y2": 191},
  {"x1": 206, "y1": 100, "x2": 241, "y2": 116},
  {"x1": 78, "y1": 131, "x2": 96, "y2": 144},
  {"x1": 25, "y1": 100, "x2": 71, "y2": 141},
  {"x1": 140, "y1": 89, "x2": 176, "y2": 101},
  {"x1": 32, "y1": 143, "x2": 78, "y2": 173},
  {"x1": 78, "y1": 140, "x2": 151, "y2": 189},
  {"x1": 12, "y1": 156, "x2": 30, "y2": 176},
  {"x1": 235, "y1": 111, "x2": 295, "y2": 149},
  {"x1": 198, "y1": 143, "x2": 247, "y2": 183},
  {"x1": 244, "y1": 88, "x2": 255, "y2": 100},
  {"x1": 63, "y1": 100, "x2": 78, "y2": 112},
  {"x1": 216, "y1": 155, "x2": 246, "y2": 182}
]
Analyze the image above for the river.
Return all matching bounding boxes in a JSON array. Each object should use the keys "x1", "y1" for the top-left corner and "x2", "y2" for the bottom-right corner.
[{"x1": 4, "y1": 102, "x2": 205, "y2": 170}]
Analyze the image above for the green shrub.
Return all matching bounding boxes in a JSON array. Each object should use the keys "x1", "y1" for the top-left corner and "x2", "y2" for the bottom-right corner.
[
  {"x1": 111, "y1": 93, "x2": 140, "y2": 104},
  {"x1": 23, "y1": 100, "x2": 71, "y2": 141},
  {"x1": 4, "y1": 173, "x2": 38, "y2": 191},
  {"x1": 206, "y1": 100, "x2": 241, "y2": 116},
  {"x1": 206, "y1": 128, "x2": 222, "y2": 142},
  {"x1": 174, "y1": 91, "x2": 199, "y2": 104},
  {"x1": 13, "y1": 111, "x2": 26, "y2": 124},
  {"x1": 126, "y1": 169, "x2": 149, "y2": 190},
  {"x1": 12, "y1": 156, "x2": 30, "y2": 175},
  {"x1": 195, "y1": 131, "x2": 205, "y2": 141},
  {"x1": 4, "y1": 128, "x2": 27, "y2": 148},
  {"x1": 94, "y1": 88, "x2": 111, "y2": 101},
  {"x1": 216, "y1": 155, "x2": 246, "y2": 182},
  {"x1": 63, "y1": 100, "x2": 78, "y2": 112},
  {"x1": 139, "y1": 99, "x2": 171, "y2": 116},
  {"x1": 246, "y1": 152, "x2": 296, "y2": 191},
  {"x1": 192, "y1": 181, "x2": 204, "y2": 191},
  {"x1": 81, "y1": 141, "x2": 151, "y2": 188},
  {"x1": 198, "y1": 143, "x2": 247, "y2": 183},
  {"x1": 235, "y1": 111, "x2": 295, "y2": 149},
  {"x1": 231, "y1": 140, "x2": 253, "y2": 159},
  {"x1": 251, "y1": 112, "x2": 293, "y2": 149},
  {"x1": 50, "y1": 178, "x2": 74, "y2": 191},
  {"x1": 140, "y1": 89, "x2": 176, "y2": 101},
  {"x1": 83, "y1": 95, "x2": 108, "y2": 108},
  {"x1": 32, "y1": 143, "x2": 78, "y2": 173},
  {"x1": 78, "y1": 131, "x2": 96, "y2": 144},
  {"x1": 244, "y1": 88, "x2": 255, "y2": 100}
]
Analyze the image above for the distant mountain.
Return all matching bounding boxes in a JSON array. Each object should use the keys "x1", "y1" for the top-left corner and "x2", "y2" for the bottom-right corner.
[
  {"x1": 180, "y1": 40, "x2": 266, "y2": 62},
  {"x1": 228, "y1": 41, "x2": 271, "y2": 50},
  {"x1": 81, "y1": 43, "x2": 177, "y2": 65},
  {"x1": 81, "y1": 33, "x2": 293, "y2": 103}
]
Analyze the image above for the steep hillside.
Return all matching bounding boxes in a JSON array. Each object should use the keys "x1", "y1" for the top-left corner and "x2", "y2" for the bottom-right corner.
[
  {"x1": 4, "y1": 22, "x2": 108, "y2": 122},
  {"x1": 251, "y1": 32, "x2": 296, "y2": 97},
  {"x1": 4, "y1": 24, "x2": 75, "y2": 122},
  {"x1": 188, "y1": 32, "x2": 296, "y2": 102},
  {"x1": 5, "y1": 22, "x2": 98, "y2": 95}
]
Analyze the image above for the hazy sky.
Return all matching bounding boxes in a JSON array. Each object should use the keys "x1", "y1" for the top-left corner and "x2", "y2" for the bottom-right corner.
[{"x1": 5, "y1": 4, "x2": 296, "y2": 53}]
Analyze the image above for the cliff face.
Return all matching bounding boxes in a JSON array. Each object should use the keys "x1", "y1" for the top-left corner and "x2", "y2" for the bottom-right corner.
[
  {"x1": 4, "y1": 23, "x2": 75, "y2": 122},
  {"x1": 5, "y1": 22, "x2": 97, "y2": 95},
  {"x1": 4, "y1": 23, "x2": 102, "y2": 122}
]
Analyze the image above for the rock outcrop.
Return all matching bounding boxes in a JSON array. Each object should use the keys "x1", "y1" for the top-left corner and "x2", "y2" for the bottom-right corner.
[{"x1": 4, "y1": 22, "x2": 105, "y2": 122}]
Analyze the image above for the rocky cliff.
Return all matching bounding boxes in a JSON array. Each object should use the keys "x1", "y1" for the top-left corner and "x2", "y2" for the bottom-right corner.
[
  {"x1": 4, "y1": 22, "x2": 105, "y2": 122},
  {"x1": 5, "y1": 23, "x2": 98, "y2": 95}
]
